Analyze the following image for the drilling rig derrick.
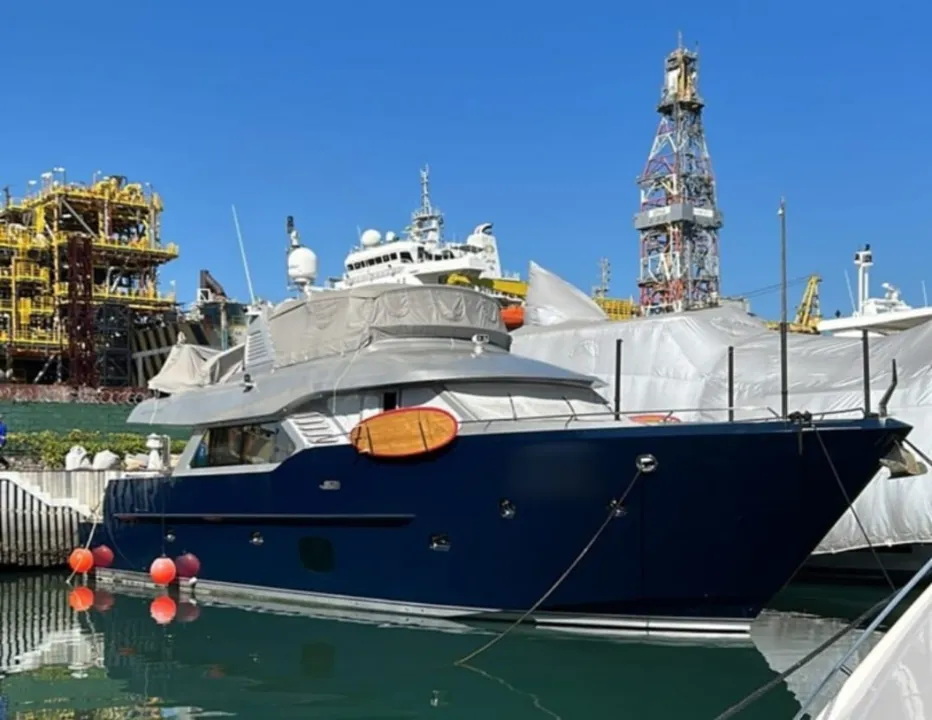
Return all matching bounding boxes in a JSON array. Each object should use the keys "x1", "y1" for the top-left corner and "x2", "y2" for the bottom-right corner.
[{"x1": 634, "y1": 36, "x2": 723, "y2": 314}]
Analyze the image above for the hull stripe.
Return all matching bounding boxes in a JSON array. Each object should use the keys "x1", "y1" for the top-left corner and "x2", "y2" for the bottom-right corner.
[{"x1": 112, "y1": 512, "x2": 415, "y2": 528}]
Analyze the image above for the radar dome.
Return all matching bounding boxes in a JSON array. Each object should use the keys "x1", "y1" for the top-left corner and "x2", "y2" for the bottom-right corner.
[
  {"x1": 287, "y1": 246, "x2": 318, "y2": 285},
  {"x1": 360, "y1": 229, "x2": 382, "y2": 248},
  {"x1": 466, "y1": 222, "x2": 495, "y2": 250},
  {"x1": 385, "y1": 231, "x2": 398, "y2": 243}
]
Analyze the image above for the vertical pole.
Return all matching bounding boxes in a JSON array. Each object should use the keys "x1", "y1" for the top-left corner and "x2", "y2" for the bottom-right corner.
[
  {"x1": 862, "y1": 329, "x2": 872, "y2": 415},
  {"x1": 779, "y1": 198, "x2": 789, "y2": 419},
  {"x1": 727, "y1": 346, "x2": 735, "y2": 422},
  {"x1": 614, "y1": 338, "x2": 622, "y2": 420}
]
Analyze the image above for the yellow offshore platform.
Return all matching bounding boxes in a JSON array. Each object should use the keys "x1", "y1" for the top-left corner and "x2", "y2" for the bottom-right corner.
[{"x1": 0, "y1": 170, "x2": 178, "y2": 386}]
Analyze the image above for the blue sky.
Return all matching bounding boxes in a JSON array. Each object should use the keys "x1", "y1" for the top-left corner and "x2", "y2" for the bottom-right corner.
[{"x1": 1, "y1": 1, "x2": 927, "y2": 320}]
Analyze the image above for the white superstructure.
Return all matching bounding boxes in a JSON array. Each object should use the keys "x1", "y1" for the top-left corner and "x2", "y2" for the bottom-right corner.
[
  {"x1": 818, "y1": 244, "x2": 932, "y2": 337},
  {"x1": 329, "y1": 166, "x2": 508, "y2": 290}
]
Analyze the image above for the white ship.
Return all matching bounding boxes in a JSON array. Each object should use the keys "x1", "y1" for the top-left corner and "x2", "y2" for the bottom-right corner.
[
  {"x1": 327, "y1": 167, "x2": 526, "y2": 325},
  {"x1": 818, "y1": 244, "x2": 932, "y2": 337}
]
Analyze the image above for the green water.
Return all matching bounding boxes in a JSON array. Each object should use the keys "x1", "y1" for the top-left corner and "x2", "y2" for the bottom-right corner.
[{"x1": 0, "y1": 573, "x2": 892, "y2": 719}]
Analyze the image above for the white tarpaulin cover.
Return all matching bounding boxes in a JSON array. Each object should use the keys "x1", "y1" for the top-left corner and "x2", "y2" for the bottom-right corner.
[
  {"x1": 512, "y1": 264, "x2": 932, "y2": 554},
  {"x1": 148, "y1": 342, "x2": 244, "y2": 395},
  {"x1": 525, "y1": 260, "x2": 609, "y2": 326}
]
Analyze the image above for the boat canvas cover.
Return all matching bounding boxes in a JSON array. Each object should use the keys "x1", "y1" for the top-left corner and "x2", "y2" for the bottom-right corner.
[
  {"x1": 147, "y1": 342, "x2": 244, "y2": 395},
  {"x1": 512, "y1": 263, "x2": 932, "y2": 554},
  {"x1": 259, "y1": 284, "x2": 510, "y2": 370},
  {"x1": 129, "y1": 284, "x2": 598, "y2": 427},
  {"x1": 145, "y1": 285, "x2": 509, "y2": 396}
]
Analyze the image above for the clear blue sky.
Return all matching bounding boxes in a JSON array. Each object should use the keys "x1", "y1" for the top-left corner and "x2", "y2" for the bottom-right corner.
[{"x1": 2, "y1": 1, "x2": 927, "y2": 320}]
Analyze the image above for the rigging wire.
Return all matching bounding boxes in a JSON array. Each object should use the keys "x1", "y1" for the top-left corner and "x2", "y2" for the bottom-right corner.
[
  {"x1": 733, "y1": 274, "x2": 811, "y2": 301},
  {"x1": 453, "y1": 468, "x2": 644, "y2": 666},
  {"x1": 813, "y1": 427, "x2": 896, "y2": 592}
]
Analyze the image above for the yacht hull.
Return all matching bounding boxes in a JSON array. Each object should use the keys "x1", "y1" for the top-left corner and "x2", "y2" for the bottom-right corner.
[{"x1": 88, "y1": 417, "x2": 909, "y2": 634}]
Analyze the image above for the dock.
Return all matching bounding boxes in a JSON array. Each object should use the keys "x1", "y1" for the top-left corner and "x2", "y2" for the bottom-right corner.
[{"x1": 0, "y1": 470, "x2": 117, "y2": 570}]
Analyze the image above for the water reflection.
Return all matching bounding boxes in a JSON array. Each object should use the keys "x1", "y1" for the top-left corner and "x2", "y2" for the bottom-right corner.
[{"x1": 0, "y1": 575, "x2": 885, "y2": 719}]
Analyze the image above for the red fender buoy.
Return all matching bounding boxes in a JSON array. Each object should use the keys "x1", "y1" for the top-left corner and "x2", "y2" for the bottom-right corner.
[
  {"x1": 149, "y1": 556, "x2": 177, "y2": 586},
  {"x1": 68, "y1": 548, "x2": 94, "y2": 574},
  {"x1": 91, "y1": 545, "x2": 114, "y2": 569},
  {"x1": 175, "y1": 552, "x2": 201, "y2": 579}
]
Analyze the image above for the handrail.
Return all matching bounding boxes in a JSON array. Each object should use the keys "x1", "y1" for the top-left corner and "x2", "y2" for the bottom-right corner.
[
  {"x1": 450, "y1": 405, "x2": 869, "y2": 429},
  {"x1": 285, "y1": 404, "x2": 879, "y2": 450}
]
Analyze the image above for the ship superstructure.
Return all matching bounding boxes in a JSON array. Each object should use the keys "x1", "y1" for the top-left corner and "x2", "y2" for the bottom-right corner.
[
  {"x1": 0, "y1": 170, "x2": 178, "y2": 387},
  {"x1": 818, "y1": 244, "x2": 932, "y2": 337},
  {"x1": 330, "y1": 166, "x2": 520, "y2": 300}
]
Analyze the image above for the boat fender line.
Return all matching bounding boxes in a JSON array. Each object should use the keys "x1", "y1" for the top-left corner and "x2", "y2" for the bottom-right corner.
[
  {"x1": 65, "y1": 492, "x2": 108, "y2": 586},
  {"x1": 812, "y1": 426, "x2": 896, "y2": 591},
  {"x1": 712, "y1": 590, "x2": 896, "y2": 720},
  {"x1": 453, "y1": 456, "x2": 654, "y2": 666}
]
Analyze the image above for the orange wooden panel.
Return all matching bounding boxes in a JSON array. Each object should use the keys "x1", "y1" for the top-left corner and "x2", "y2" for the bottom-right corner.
[
  {"x1": 350, "y1": 407, "x2": 459, "y2": 458},
  {"x1": 629, "y1": 413, "x2": 682, "y2": 425}
]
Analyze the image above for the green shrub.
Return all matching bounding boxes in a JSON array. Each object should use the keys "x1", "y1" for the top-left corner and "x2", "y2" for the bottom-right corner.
[{"x1": 7, "y1": 430, "x2": 187, "y2": 468}]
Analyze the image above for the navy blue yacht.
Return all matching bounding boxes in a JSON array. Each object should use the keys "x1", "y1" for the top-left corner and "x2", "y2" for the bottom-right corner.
[{"x1": 91, "y1": 281, "x2": 911, "y2": 636}]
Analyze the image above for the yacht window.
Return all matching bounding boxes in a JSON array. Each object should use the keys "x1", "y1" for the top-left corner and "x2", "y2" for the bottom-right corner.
[
  {"x1": 242, "y1": 425, "x2": 294, "y2": 464},
  {"x1": 382, "y1": 255, "x2": 390, "y2": 262},
  {"x1": 382, "y1": 390, "x2": 398, "y2": 411},
  {"x1": 366, "y1": 259, "x2": 375, "y2": 266},
  {"x1": 345, "y1": 264, "x2": 353, "y2": 271},
  {"x1": 195, "y1": 424, "x2": 294, "y2": 467},
  {"x1": 390, "y1": 252, "x2": 398, "y2": 260},
  {"x1": 400, "y1": 252, "x2": 413, "y2": 262},
  {"x1": 375, "y1": 257, "x2": 383, "y2": 264}
]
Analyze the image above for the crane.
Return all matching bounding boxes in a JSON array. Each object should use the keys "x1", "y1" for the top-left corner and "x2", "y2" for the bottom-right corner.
[{"x1": 765, "y1": 274, "x2": 822, "y2": 334}]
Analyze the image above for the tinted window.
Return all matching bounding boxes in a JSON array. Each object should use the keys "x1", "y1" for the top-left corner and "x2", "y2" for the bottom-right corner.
[{"x1": 194, "y1": 424, "x2": 294, "y2": 467}]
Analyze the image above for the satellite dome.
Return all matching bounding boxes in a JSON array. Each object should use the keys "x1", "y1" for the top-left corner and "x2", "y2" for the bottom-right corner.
[
  {"x1": 287, "y1": 246, "x2": 318, "y2": 285},
  {"x1": 385, "y1": 231, "x2": 398, "y2": 243},
  {"x1": 360, "y1": 229, "x2": 382, "y2": 248},
  {"x1": 466, "y1": 222, "x2": 495, "y2": 250}
]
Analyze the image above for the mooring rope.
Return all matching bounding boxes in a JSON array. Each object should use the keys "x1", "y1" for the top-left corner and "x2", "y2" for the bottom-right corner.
[
  {"x1": 813, "y1": 427, "x2": 896, "y2": 591},
  {"x1": 454, "y1": 467, "x2": 644, "y2": 666}
]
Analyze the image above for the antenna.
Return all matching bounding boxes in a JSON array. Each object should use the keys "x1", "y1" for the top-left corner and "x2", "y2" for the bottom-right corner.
[
  {"x1": 592, "y1": 258, "x2": 611, "y2": 299},
  {"x1": 844, "y1": 270, "x2": 856, "y2": 313},
  {"x1": 778, "y1": 198, "x2": 788, "y2": 420},
  {"x1": 923, "y1": 281, "x2": 929, "y2": 307},
  {"x1": 231, "y1": 204, "x2": 257, "y2": 305}
]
